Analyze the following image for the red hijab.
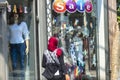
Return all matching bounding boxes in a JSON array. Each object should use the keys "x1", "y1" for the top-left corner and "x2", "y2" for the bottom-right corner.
[{"x1": 48, "y1": 36, "x2": 62, "y2": 57}]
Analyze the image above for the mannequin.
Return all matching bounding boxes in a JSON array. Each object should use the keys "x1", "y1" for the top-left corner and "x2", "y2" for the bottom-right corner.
[{"x1": 8, "y1": 12, "x2": 29, "y2": 80}]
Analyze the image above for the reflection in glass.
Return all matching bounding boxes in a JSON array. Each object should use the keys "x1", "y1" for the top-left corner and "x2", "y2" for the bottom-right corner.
[{"x1": 48, "y1": 0, "x2": 97, "y2": 79}]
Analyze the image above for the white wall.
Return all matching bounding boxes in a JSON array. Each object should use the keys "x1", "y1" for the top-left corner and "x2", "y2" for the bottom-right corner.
[{"x1": 97, "y1": 0, "x2": 107, "y2": 80}]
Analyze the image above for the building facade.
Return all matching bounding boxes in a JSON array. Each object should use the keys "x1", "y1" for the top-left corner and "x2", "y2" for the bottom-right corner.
[{"x1": 0, "y1": 0, "x2": 117, "y2": 80}]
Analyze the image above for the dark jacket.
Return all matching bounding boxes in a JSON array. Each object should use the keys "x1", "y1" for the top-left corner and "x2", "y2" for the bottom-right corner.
[{"x1": 42, "y1": 49, "x2": 66, "y2": 80}]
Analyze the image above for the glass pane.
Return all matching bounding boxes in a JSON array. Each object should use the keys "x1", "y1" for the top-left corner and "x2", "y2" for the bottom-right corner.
[
  {"x1": 47, "y1": 0, "x2": 97, "y2": 79},
  {"x1": 0, "y1": 12, "x2": 2, "y2": 52},
  {"x1": 7, "y1": 0, "x2": 35, "y2": 80}
]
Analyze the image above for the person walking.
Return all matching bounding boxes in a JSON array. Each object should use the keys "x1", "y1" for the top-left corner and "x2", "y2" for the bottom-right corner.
[{"x1": 42, "y1": 36, "x2": 66, "y2": 80}]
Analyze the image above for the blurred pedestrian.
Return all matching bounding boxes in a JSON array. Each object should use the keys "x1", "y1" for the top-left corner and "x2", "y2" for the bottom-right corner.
[{"x1": 42, "y1": 36, "x2": 66, "y2": 80}]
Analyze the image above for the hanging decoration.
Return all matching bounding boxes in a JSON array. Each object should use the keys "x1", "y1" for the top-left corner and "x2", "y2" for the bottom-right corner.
[
  {"x1": 13, "y1": 5, "x2": 17, "y2": 13},
  {"x1": 7, "y1": 4, "x2": 28, "y2": 14},
  {"x1": 19, "y1": 5, "x2": 23, "y2": 13},
  {"x1": 7, "y1": 5, "x2": 11, "y2": 12},
  {"x1": 24, "y1": 6, "x2": 28, "y2": 13}
]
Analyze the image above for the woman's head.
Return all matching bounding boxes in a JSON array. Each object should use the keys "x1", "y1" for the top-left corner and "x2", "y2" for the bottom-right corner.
[
  {"x1": 48, "y1": 36, "x2": 58, "y2": 52},
  {"x1": 13, "y1": 10, "x2": 24, "y2": 24},
  {"x1": 18, "y1": 14, "x2": 24, "y2": 24},
  {"x1": 48, "y1": 36, "x2": 63, "y2": 57}
]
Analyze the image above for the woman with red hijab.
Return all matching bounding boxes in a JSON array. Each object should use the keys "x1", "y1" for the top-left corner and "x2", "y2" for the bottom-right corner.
[{"x1": 42, "y1": 36, "x2": 66, "y2": 80}]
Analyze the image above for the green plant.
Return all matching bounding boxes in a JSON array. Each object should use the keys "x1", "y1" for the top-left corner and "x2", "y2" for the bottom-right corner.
[{"x1": 117, "y1": 0, "x2": 120, "y2": 24}]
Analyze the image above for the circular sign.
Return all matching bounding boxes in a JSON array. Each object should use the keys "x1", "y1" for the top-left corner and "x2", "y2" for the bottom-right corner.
[
  {"x1": 76, "y1": 0, "x2": 85, "y2": 13},
  {"x1": 85, "y1": 1, "x2": 93, "y2": 13},
  {"x1": 66, "y1": 0, "x2": 77, "y2": 13},
  {"x1": 53, "y1": 0, "x2": 66, "y2": 13}
]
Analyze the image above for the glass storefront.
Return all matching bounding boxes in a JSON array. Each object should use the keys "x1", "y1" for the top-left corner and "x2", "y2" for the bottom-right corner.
[
  {"x1": 0, "y1": 0, "x2": 113, "y2": 79},
  {"x1": 47, "y1": 0, "x2": 97, "y2": 79},
  {"x1": 7, "y1": 0, "x2": 36, "y2": 80}
]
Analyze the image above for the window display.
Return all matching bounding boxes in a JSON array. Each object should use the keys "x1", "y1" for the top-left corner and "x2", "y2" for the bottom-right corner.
[
  {"x1": 7, "y1": 0, "x2": 35, "y2": 80},
  {"x1": 47, "y1": 0, "x2": 97, "y2": 79}
]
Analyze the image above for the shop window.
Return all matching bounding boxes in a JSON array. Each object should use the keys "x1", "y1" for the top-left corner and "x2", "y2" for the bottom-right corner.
[
  {"x1": 47, "y1": 0, "x2": 97, "y2": 79},
  {"x1": 7, "y1": 0, "x2": 35, "y2": 80}
]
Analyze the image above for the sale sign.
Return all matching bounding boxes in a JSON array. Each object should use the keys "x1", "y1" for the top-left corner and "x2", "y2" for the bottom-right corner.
[{"x1": 52, "y1": 0, "x2": 93, "y2": 13}]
